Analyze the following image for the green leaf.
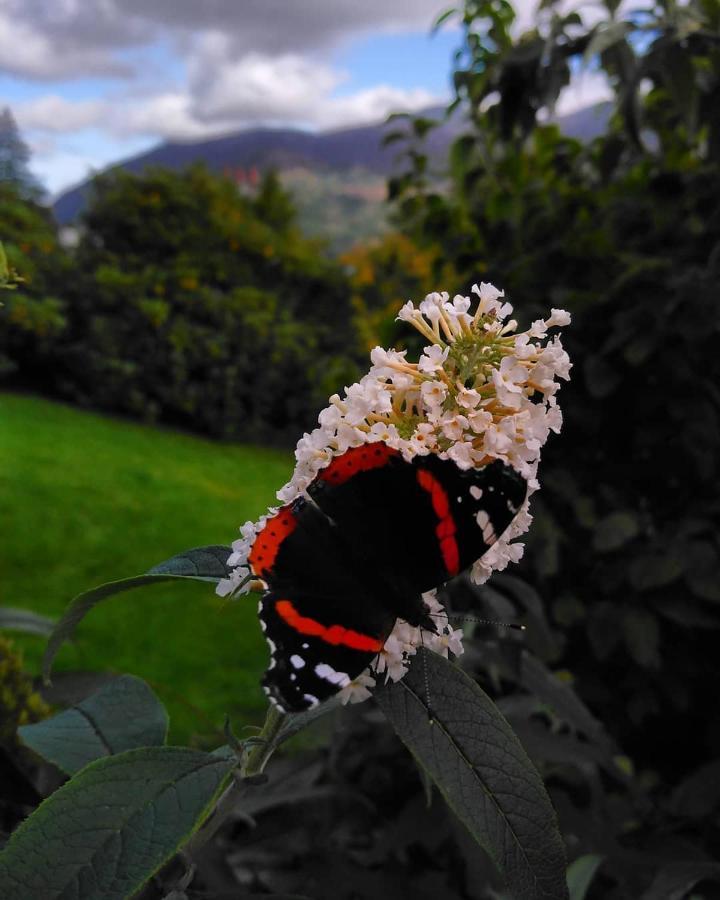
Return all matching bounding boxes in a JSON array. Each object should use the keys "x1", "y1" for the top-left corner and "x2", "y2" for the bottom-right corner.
[
  {"x1": 275, "y1": 696, "x2": 341, "y2": 745},
  {"x1": 146, "y1": 545, "x2": 232, "y2": 578},
  {"x1": 375, "y1": 650, "x2": 568, "y2": 900},
  {"x1": 669, "y1": 759, "x2": 720, "y2": 819},
  {"x1": 0, "y1": 746, "x2": 236, "y2": 900},
  {"x1": 19, "y1": 675, "x2": 168, "y2": 775},
  {"x1": 42, "y1": 545, "x2": 232, "y2": 682},
  {"x1": 593, "y1": 512, "x2": 639, "y2": 552},
  {"x1": 638, "y1": 862, "x2": 720, "y2": 900},
  {"x1": 622, "y1": 609, "x2": 660, "y2": 668},
  {"x1": 518, "y1": 654, "x2": 607, "y2": 745},
  {"x1": 567, "y1": 855, "x2": 604, "y2": 900},
  {"x1": 628, "y1": 553, "x2": 684, "y2": 591},
  {"x1": 432, "y1": 7, "x2": 457, "y2": 33},
  {"x1": 687, "y1": 569, "x2": 720, "y2": 603},
  {"x1": 0, "y1": 607, "x2": 55, "y2": 637},
  {"x1": 583, "y1": 22, "x2": 631, "y2": 65}
]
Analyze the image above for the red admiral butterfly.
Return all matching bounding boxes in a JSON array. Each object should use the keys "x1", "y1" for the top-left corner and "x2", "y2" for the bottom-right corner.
[{"x1": 252, "y1": 442, "x2": 527, "y2": 712}]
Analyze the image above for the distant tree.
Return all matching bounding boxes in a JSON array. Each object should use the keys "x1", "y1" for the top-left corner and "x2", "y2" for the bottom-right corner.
[
  {"x1": 253, "y1": 169, "x2": 296, "y2": 233},
  {"x1": 0, "y1": 108, "x2": 40, "y2": 198},
  {"x1": 57, "y1": 164, "x2": 359, "y2": 440}
]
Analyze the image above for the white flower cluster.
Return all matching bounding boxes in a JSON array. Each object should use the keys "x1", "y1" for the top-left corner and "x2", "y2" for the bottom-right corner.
[{"x1": 218, "y1": 283, "x2": 571, "y2": 704}]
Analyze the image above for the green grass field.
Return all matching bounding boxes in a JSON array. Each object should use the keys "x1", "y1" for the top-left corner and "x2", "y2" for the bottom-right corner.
[{"x1": 1, "y1": 392, "x2": 294, "y2": 744}]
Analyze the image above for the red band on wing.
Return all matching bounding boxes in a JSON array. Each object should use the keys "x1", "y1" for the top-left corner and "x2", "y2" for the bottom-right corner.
[
  {"x1": 317, "y1": 442, "x2": 400, "y2": 487},
  {"x1": 248, "y1": 506, "x2": 297, "y2": 577},
  {"x1": 416, "y1": 468, "x2": 460, "y2": 576},
  {"x1": 275, "y1": 599, "x2": 383, "y2": 652}
]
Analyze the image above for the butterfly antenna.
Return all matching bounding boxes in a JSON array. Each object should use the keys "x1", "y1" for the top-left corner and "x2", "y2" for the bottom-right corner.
[
  {"x1": 419, "y1": 631, "x2": 435, "y2": 726},
  {"x1": 429, "y1": 611, "x2": 525, "y2": 631}
]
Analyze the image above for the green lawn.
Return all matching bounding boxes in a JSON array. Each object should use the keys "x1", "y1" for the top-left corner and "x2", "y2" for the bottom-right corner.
[{"x1": 0, "y1": 392, "x2": 293, "y2": 744}]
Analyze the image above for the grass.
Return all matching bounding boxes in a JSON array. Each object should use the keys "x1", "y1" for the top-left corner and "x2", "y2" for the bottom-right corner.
[{"x1": 0, "y1": 392, "x2": 294, "y2": 745}]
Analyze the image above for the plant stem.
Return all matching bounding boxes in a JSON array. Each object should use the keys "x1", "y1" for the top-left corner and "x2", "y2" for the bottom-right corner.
[
  {"x1": 185, "y1": 704, "x2": 287, "y2": 854},
  {"x1": 240, "y1": 703, "x2": 286, "y2": 777},
  {"x1": 138, "y1": 705, "x2": 287, "y2": 899}
]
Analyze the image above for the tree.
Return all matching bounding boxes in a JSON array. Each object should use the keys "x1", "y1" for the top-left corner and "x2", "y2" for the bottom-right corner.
[
  {"x1": 0, "y1": 108, "x2": 40, "y2": 198},
  {"x1": 253, "y1": 169, "x2": 296, "y2": 233},
  {"x1": 57, "y1": 164, "x2": 359, "y2": 440}
]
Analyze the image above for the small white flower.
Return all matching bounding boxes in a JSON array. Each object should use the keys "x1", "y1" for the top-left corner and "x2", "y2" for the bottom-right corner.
[
  {"x1": 467, "y1": 408, "x2": 493, "y2": 434},
  {"x1": 492, "y1": 357, "x2": 527, "y2": 409},
  {"x1": 396, "y1": 301, "x2": 416, "y2": 322},
  {"x1": 418, "y1": 344, "x2": 450, "y2": 374},
  {"x1": 456, "y1": 387, "x2": 482, "y2": 409},
  {"x1": 216, "y1": 566, "x2": 251, "y2": 598},
  {"x1": 428, "y1": 627, "x2": 465, "y2": 658},
  {"x1": 546, "y1": 308, "x2": 572, "y2": 327},
  {"x1": 338, "y1": 671, "x2": 376, "y2": 704},
  {"x1": 446, "y1": 439, "x2": 475, "y2": 469},
  {"x1": 439, "y1": 412, "x2": 469, "y2": 441},
  {"x1": 367, "y1": 421, "x2": 401, "y2": 444},
  {"x1": 409, "y1": 422, "x2": 437, "y2": 455},
  {"x1": 420, "y1": 379, "x2": 447, "y2": 408}
]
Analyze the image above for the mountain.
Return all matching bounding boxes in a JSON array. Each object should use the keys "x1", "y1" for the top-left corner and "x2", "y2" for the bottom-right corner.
[{"x1": 52, "y1": 103, "x2": 611, "y2": 250}]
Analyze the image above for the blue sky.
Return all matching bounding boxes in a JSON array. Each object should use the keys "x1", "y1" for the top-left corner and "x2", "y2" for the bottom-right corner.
[{"x1": 0, "y1": 0, "x2": 608, "y2": 197}]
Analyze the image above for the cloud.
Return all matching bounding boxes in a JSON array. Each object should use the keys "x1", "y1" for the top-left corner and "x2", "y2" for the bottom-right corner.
[
  {"x1": 0, "y1": 0, "x2": 449, "y2": 81},
  {"x1": 15, "y1": 96, "x2": 106, "y2": 132},
  {"x1": 554, "y1": 69, "x2": 612, "y2": 116},
  {"x1": 0, "y1": 4, "x2": 136, "y2": 80}
]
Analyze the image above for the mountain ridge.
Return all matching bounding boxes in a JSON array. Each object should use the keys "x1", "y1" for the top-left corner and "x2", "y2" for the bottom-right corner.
[{"x1": 53, "y1": 103, "x2": 611, "y2": 240}]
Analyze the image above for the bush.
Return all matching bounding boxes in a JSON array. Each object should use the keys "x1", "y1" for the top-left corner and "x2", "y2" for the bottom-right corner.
[{"x1": 53, "y1": 165, "x2": 360, "y2": 441}]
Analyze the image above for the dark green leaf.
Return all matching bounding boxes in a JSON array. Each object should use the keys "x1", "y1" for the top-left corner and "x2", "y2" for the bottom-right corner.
[
  {"x1": 432, "y1": 7, "x2": 457, "y2": 33},
  {"x1": 146, "y1": 545, "x2": 232, "y2": 578},
  {"x1": 621, "y1": 609, "x2": 660, "y2": 668},
  {"x1": 686, "y1": 569, "x2": 720, "y2": 603},
  {"x1": 42, "y1": 546, "x2": 233, "y2": 682},
  {"x1": 638, "y1": 862, "x2": 720, "y2": 900},
  {"x1": 19, "y1": 675, "x2": 168, "y2": 775},
  {"x1": 0, "y1": 607, "x2": 55, "y2": 637},
  {"x1": 592, "y1": 512, "x2": 639, "y2": 552},
  {"x1": 567, "y1": 855, "x2": 604, "y2": 900},
  {"x1": 628, "y1": 553, "x2": 684, "y2": 591},
  {"x1": 519, "y1": 653, "x2": 607, "y2": 744},
  {"x1": 275, "y1": 696, "x2": 341, "y2": 745},
  {"x1": 375, "y1": 650, "x2": 568, "y2": 900},
  {"x1": 669, "y1": 759, "x2": 720, "y2": 819},
  {"x1": 583, "y1": 22, "x2": 631, "y2": 64},
  {"x1": 0, "y1": 746, "x2": 236, "y2": 900}
]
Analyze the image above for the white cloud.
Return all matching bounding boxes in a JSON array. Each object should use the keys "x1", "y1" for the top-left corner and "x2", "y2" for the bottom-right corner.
[
  {"x1": 15, "y1": 96, "x2": 106, "y2": 132},
  {"x1": 554, "y1": 69, "x2": 612, "y2": 116},
  {"x1": 189, "y1": 47, "x2": 342, "y2": 124},
  {"x1": 0, "y1": 8, "x2": 133, "y2": 79}
]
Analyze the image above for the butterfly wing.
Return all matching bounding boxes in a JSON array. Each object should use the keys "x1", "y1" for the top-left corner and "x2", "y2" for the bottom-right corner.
[
  {"x1": 251, "y1": 496, "x2": 395, "y2": 712},
  {"x1": 259, "y1": 589, "x2": 392, "y2": 712},
  {"x1": 307, "y1": 443, "x2": 527, "y2": 594}
]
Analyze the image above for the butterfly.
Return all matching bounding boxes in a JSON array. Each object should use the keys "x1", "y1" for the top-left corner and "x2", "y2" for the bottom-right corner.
[{"x1": 249, "y1": 442, "x2": 527, "y2": 712}]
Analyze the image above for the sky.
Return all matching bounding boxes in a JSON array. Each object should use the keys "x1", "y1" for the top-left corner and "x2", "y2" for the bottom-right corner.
[{"x1": 0, "y1": 0, "x2": 611, "y2": 197}]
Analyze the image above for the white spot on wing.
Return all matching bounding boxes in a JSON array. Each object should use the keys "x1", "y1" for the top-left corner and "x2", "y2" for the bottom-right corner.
[
  {"x1": 303, "y1": 693, "x2": 320, "y2": 706},
  {"x1": 290, "y1": 654, "x2": 305, "y2": 669},
  {"x1": 314, "y1": 663, "x2": 350, "y2": 686},
  {"x1": 470, "y1": 485, "x2": 483, "y2": 500},
  {"x1": 476, "y1": 510, "x2": 490, "y2": 529}
]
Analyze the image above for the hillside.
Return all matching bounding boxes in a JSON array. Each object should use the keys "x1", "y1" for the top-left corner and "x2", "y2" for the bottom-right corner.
[{"x1": 52, "y1": 103, "x2": 611, "y2": 250}]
